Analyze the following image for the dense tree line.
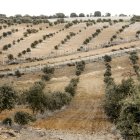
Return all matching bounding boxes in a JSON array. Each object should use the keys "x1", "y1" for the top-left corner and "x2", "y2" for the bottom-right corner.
[
  {"x1": 24, "y1": 78, "x2": 79, "y2": 114},
  {"x1": 0, "y1": 11, "x2": 127, "y2": 25},
  {"x1": 103, "y1": 54, "x2": 140, "y2": 139}
]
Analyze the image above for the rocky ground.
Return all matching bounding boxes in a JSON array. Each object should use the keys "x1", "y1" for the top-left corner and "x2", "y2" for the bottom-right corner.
[{"x1": 0, "y1": 125, "x2": 123, "y2": 140}]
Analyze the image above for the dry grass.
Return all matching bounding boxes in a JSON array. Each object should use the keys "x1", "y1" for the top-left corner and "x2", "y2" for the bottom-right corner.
[
  {"x1": 0, "y1": 107, "x2": 31, "y2": 121},
  {"x1": 0, "y1": 20, "x2": 139, "y2": 137}
]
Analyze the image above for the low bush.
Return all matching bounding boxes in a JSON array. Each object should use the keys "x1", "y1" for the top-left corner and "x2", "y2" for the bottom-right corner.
[
  {"x1": 42, "y1": 66, "x2": 55, "y2": 81},
  {"x1": 104, "y1": 55, "x2": 112, "y2": 62},
  {"x1": 75, "y1": 61, "x2": 85, "y2": 76},
  {"x1": 65, "y1": 78, "x2": 79, "y2": 96},
  {"x1": 2, "y1": 118, "x2": 12, "y2": 126},
  {"x1": 15, "y1": 70, "x2": 21, "y2": 78},
  {"x1": 14, "y1": 111, "x2": 35, "y2": 126}
]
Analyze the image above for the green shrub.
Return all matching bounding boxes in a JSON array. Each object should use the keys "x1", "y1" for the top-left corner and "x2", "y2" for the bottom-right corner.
[
  {"x1": 18, "y1": 53, "x2": 22, "y2": 57},
  {"x1": 65, "y1": 84, "x2": 76, "y2": 96},
  {"x1": 54, "y1": 45, "x2": 58, "y2": 50},
  {"x1": 105, "y1": 63, "x2": 111, "y2": 69},
  {"x1": 8, "y1": 54, "x2": 14, "y2": 60},
  {"x1": 22, "y1": 50, "x2": 26, "y2": 54},
  {"x1": 117, "y1": 94, "x2": 140, "y2": 139},
  {"x1": 46, "y1": 92, "x2": 72, "y2": 111},
  {"x1": 76, "y1": 69, "x2": 82, "y2": 76},
  {"x1": 25, "y1": 81, "x2": 46, "y2": 113},
  {"x1": 42, "y1": 66, "x2": 55, "y2": 74},
  {"x1": 133, "y1": 64, "x2": 139, "y2": 75},
  {"x1": 104, "y1": 69, "x2": 112, "y2": 77},
  {"x1": 75, "y1": 61, "x2": 85, "y2": 75},
  {"x1": 104, "y1": 78, "x2": 136, "y2": 122},
  {"x1": 3, "y1": 45, "x2": 8, "y2": 50},
  {"x1": 26, "y1": 48, "x2": 31, "y2": 52},
  {"x1": 14, "y1": 111, "x2": 35, "y2": 126},
  {"x1": 129, "y1": 51, "x2": 139, "y2": 64},
  {"x1": 70, "y1": 78, "x2": 79, "y2": 86},
  {"x1": 0, "y1": 85, "x2": 18, "y2": 112},
  {"x1": 42, "y1": 74, "x2": 51, "y2": 81},
  {"x1": 2, "y1": 118, "x2": 12, "y2": 126},
  {"x1": 65, "y1": 78, "x2": 79, "y2": 96},
  {"x1": 15, "y1": 70, "x2": 21, "y2": 78},
  {"x1": 42, "y1": 66, "x2": 55, "y2": 81},
  {"x1": 104, "y1": 55, "x2": 112, "y2": 62},
  {"x1": 104, "y1": 76, "x2": 114, "y2": 86},
  {"x1": 129, "y1": 51, "x2": 140, "y2": 79}
]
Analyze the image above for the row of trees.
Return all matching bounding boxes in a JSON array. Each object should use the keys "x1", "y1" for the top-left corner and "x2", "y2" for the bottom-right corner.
[
  {"x1": 54, "y1": 20, "x2": 99, "y2": 50},
  {"x1": 0, "y1": 13, "x2": 130, "y2": 25},
  {"x1": 4, "y1": 19, "x2": 125, "y2": 62},
  {"x1": 0, "y1": 25, "x2": 8, "y2": 30},
  {"x1": 110, "y1": 24, "x2": 131, "y2": 42},
  {"x1": 23, "y1": 28, "x2": 38, "y2": 37},
  {"x1": 18, "y1": 20, "x2": 80, "y2": 56},
  {"x1": 129, "y1": 51, "x2": 140, "y2": 78},
  {"x1": 1, "y1": 12, "x2": 131, "y2": 21},
  {"x1": 2, "y1": 27, "x2": 41, "y2": 55},
  {"x1": 83, "y1": 28, "x2": 102, "y2": 45},
  {"x1": 103, "y1": 55, "x2": 113, "y2": 87},
  {"x1": 17, "y1": 20, "x2": 76, "y2": 57},
  {"x1": 64, "y1": 19, "x2": 80, "y2": 28},
  {"x1": 55, "y1": 32, "x2": 76, "y2": 50},
  {"x1": 18, "y1": 32, "x2": 55, "y2": 57},
  {"x1": 70, "y1": 12, "x2": 102, "y2": 17},
  {"x1": 1, "y1": 29, "x2": 18, "y2": 45},
  {"x1": 0, "y1": 11, "x2": 105, "y2": 20},
  {"x1": 0, "y1": 75, "x2": 79, "y2": 127},
  {"x1": 3, "y1": 43, "x2": 12, "y2": 51},
  {"x1": 103, "y1": 54, "x2": 140, "y2": 139},
  {"x1": 81, "y1": 19, "x2": 126, "y2": 48},
  {"x1": 75, "y1": 61, "x2": 86, "y2": 76},
  {"x1": 5, "y1": 24, "x2": 56, "y2": 59},
  {"x1": 25, "y1": 78, "x2": 79, "y2": 113}
]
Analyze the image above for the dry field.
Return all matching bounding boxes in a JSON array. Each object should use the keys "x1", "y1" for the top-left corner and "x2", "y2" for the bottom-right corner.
[{"x1": 0, "y1": 17, "x2": 139, "y2": 139}]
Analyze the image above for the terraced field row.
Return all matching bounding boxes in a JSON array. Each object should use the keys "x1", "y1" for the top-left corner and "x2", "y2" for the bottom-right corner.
[{"x1": 0, "y1": 21, "x2": 139, "y2": 74}]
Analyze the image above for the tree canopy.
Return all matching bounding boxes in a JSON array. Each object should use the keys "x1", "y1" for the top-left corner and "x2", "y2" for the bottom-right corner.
[{"x1": 0, "y1": 85, "x2": 17, "y2": 112}]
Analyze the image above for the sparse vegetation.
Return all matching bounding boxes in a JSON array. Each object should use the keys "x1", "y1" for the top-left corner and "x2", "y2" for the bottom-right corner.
[{"x1": 42, "y1": 65, "x2": 55, "y2": 81}]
